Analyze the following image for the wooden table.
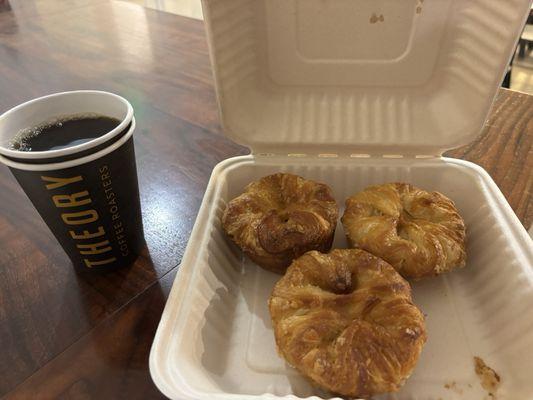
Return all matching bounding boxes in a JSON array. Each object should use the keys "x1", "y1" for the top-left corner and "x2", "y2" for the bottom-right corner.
[{"x1": 0, "y1": 1, "x2": 531, "y2": 399}]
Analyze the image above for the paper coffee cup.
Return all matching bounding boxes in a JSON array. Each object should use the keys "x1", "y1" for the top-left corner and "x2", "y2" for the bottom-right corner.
[
  {"x1": 0, "y1": 91, "x2": 144, "y2": 271},
  {"x1": 0, "y1": 91, "x2": 134, "y2": 163}
]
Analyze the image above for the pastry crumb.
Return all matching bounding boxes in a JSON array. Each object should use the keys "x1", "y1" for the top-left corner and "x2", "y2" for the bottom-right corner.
[
  {"x1": 444, "y1": 381, "x2": 463, "y2": 394},
  {"x1": 370, "y1": 13, "x2": 385, "y2": 23},
  {"x1": 474, "y1": 356, "x2": 501, "y2": 396}
]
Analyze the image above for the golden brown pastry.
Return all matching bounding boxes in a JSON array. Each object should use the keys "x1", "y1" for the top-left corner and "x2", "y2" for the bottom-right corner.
[
  {"x1": 269, "y1": 249, "x2": 426, "y2": 398},
  {"x1": 222, "y1": 173, "x2": 338, "y2": 274},
  {"x1": 341, "y1": 183, "x2": 466, "y2": 279}
]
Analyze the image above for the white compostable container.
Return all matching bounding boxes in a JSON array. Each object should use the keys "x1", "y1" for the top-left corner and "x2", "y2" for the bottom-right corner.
[{"x1": 150, "y1": 1, "x2": 533, "y2": 399}]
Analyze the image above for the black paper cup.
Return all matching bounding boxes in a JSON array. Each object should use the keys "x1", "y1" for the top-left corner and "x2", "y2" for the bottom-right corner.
[{"x1": 0, "y1": 91, "x2": 143, "y2": 272}]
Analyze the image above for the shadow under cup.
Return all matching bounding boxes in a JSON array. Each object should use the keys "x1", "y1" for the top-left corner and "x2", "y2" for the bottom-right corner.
[{"x1": 0, "y1": 91, "x2": 144, "y2": 272}]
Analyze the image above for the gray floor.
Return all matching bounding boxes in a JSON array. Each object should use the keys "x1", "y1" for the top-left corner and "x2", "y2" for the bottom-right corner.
[{"x1": 513, "y1": 58, "x2": 533, "y2": 94}]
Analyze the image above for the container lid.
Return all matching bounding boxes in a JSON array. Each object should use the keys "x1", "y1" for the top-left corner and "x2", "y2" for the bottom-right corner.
[{"x1": 202, "y1": 0, "x2": 530, "y2": 156}]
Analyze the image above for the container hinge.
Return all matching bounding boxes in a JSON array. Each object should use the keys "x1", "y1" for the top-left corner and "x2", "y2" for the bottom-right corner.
[{"x1": 255, "y1": 153, "x2": 440, "y2": 159}]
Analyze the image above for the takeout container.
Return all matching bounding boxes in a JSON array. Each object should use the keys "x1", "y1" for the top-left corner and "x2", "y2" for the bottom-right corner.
[{"x1": 150, "y1": 1, "x2": 533, "y2": 399}]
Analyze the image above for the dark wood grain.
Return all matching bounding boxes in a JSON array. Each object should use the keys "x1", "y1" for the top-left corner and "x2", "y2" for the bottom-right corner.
[
  {"x1": 4, "y1": 270, "x2": 177, "y2": 400},
  {"x1": 445, "y1": 89, "x2": 533, "y2": 228},
  {"x1": 0, "y1": 1, "x2": 531, "y2": 399}
]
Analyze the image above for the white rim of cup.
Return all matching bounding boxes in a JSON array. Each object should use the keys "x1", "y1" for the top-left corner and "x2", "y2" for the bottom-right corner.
[
  {"x1": 0, "y1": 118, "x2": 136, "y2": 171},
  {"x1": 0, "y1": 90, "x2": 134, "y2": 160}
]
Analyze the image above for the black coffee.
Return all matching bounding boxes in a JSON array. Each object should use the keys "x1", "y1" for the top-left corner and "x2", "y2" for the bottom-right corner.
[{"x1": 10, "y1": 113, "x2": 121, "y2": 152}]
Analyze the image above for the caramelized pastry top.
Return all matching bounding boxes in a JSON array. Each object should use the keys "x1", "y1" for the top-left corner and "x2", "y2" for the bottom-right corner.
[
  {"x1": 341, "y1": 183, "x2": 466, "y2": 279},
  {"x1": 269, "y1": 249, "x2": 426, "y2": 397},
  {"x1": 222, "y1": 173, "x2": 338, "y2": 273}
]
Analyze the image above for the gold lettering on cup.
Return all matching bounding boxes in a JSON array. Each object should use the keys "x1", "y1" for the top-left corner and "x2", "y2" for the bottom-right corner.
[
  {"x1": 84, "y1": 257, "x2": 117, "y2": 268},
  {"x1": 77, "y1": 240, "x2": 113, "y2": 255},
  {"x1": 61, "y1": 209, "x2": 99, "y2": 225},
  {"x1": 53, "y1": 190, "x2": 92, "y2": 208},
  {"x1": 69, "y1": 226, "x2": 106, "y2": 240},
  {"x1": 41, "y1": 174, "x2": 118, "y2": 269},
  {"x1": 41, "y1": 175, "x2": 83, "y2": 190}
]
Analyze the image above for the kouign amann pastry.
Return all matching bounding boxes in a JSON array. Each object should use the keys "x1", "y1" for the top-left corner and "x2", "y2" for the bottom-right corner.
[
  {"x1": 222, "y1": 173, "x2": 338, "y2": 274},
  {"x1": 341, "y1": 183, "x2": 466, "y2": 279},
  {"x1": 269, "y1": 249, "x2": 426, "y2": 397}
]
